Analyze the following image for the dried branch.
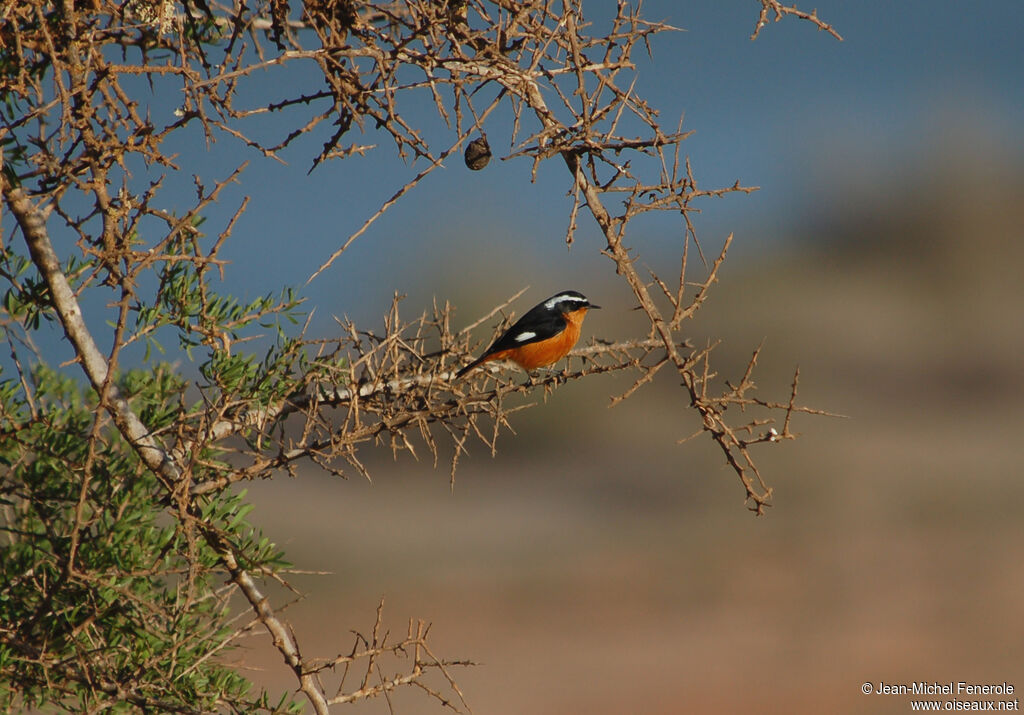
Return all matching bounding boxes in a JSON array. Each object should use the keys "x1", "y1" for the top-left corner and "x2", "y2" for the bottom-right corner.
[{"x1": 751, "y1": 1, "x2": 844, "y2": 41}]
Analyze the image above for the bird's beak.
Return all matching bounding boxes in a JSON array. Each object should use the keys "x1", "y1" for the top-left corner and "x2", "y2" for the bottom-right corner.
[{"x1": 588, "y1": 303, "x2": 601, "y2": 310}]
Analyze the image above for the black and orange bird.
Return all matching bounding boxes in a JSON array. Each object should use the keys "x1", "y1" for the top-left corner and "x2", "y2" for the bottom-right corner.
[{"x1": 456, "y1": 290, "x2": 600, "y2": 378}]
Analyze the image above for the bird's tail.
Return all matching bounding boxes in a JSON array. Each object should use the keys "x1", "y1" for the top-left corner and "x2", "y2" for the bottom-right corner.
[
  {"x1": 456, "y1": 356, "x2": 483, "y2": 379},
  {"x1": 455, "y1": 355, "x2": 488, "y2": 378}
]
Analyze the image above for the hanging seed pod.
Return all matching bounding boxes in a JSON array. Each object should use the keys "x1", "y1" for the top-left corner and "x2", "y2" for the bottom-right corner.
[{"x1": 464, "y1": 136, "x2": 492, "y2": 170}]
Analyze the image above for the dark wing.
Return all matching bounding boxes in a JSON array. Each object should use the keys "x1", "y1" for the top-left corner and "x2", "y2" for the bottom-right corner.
[{"x1": 479, "y1": 303, "x2": 567, "y2": 356}]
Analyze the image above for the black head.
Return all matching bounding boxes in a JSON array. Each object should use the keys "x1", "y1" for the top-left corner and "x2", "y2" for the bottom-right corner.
[{"x1": 542, "y1": 290, "x2": 600, "y2": 313}]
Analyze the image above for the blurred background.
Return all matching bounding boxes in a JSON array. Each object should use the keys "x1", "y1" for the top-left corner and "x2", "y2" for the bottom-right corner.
[{"x1": 163, "y1": 2, "x2": 1023, "y2": 712}]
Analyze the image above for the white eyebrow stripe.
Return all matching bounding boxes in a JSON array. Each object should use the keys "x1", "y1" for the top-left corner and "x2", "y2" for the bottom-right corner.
[
  {"x1": 544, "y1": 294, "x2": 587, "y2": 310},
  {"x1": 514, "y1": 331, "x2": 537, "y2": 342}
]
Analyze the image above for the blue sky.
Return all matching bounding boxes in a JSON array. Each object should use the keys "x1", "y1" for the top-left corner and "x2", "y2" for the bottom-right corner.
[
  {"x1": 177, "y1": 1, "x2": 1022, "y2": 327},
  {"x1": 15, "y1": 1, "x2": 1024, "y2": 361}
]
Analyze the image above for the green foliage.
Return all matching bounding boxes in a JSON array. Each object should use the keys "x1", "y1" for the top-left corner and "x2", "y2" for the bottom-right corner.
[
  {"x1": 0, "y1": 364, "x2": 301, "y2": 714},
  {"x1": 2, "y1": 14, "x2": 314, "y2": 697},
  {"x1": 0, "y1": 250, "x2": 54, "y2": 330}
]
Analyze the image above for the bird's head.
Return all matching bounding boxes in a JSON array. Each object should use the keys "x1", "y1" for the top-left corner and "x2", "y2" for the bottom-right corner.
[{"x1": 543, "y1": 290, "x2": 600, "y2": 314}]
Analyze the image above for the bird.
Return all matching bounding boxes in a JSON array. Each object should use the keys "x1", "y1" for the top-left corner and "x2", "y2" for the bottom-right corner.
[{"x1": 455, "y1": 290, "x2": 600, "y2": 378}]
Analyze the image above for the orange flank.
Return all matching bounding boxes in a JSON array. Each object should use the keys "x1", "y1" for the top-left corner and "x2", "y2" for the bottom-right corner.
[{"x1": 479, "y1": 307, "x2": 588, "y2": 371}]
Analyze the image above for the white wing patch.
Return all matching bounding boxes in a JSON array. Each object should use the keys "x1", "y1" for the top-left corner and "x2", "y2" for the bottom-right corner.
[
  {"x1": 544, "y1": 293, "x2": 587, "y2": 310},
  {"x1": 514, "y1": 331, "x2": 537, "y2": 342}
]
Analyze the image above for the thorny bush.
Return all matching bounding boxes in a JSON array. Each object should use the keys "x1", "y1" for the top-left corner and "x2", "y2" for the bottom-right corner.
[{"x1": 0, "y1": 1, "x2": 837, "y2": 712}]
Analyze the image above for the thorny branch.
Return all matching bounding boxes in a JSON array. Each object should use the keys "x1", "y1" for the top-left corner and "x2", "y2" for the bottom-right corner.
[
  {"x1": 0, "y1": 0, "x2": 838, "y2": 711},
  {"x1": 751, "y1": 0, "x2": 844, "y2": 41}
]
